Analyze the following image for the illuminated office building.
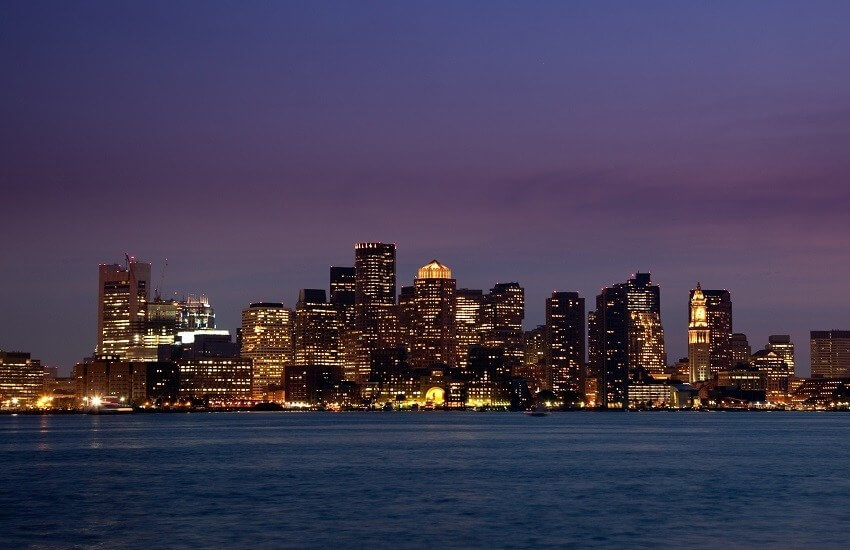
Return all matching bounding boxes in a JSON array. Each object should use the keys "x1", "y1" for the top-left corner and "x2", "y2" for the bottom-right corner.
[
  {"x1": 766, "y1": 335, "x2": 795, "y2": 377},
  {"x1": 590, "y1": 273, "x2": 665, "y2": 408},
  {"x1": 354, "y1": 242, "x2": 396, "y2": 383},
  {"x1": 179, "y1": 294, "x2": 215, "y2": 330},
  {"x1": 481, "y1": 282, "x2": 525, "y2": 369},
  {"x1": 455, "y1": 289, "x2": 483, "y2": 369},
  {"x1": 241, "y1": 302, "x2": 293, "y2": 401},
  {"x1": 128, "y1": 298, "x2": 181, "y2": 361},
  {"x1": 294, "y1": 289, "x2": 340, "y2": 367},
  {"x1": 411, "y1": 260, "x2": 456, "y2": 368},
  {"x1": 731, "y1": 333, "x2": 751, "y2": 367},
  {"x1": 0, "y1": 351, "x2": 43, "y2": 408},
  {"x1": 688, "y1": 284, "x2": 711, "y2": 383},
  {"x1": 546, "y1": 291, "x2": 585, "y2": 395},
  {"x1": 630, "y1": 311, "x2": 667, "y2": 377},
  {"x1": 523, "y1": 325, "x2": 547, "y2": 370},
  {"x1": 97, "y1": 258, "x2": 151, "y2": 358},
  {"x1": 810, "y1": 330, "x2": 850, "y2": 378}
]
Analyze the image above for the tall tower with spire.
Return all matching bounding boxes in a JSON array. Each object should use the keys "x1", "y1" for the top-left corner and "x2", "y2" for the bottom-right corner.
[{"x1": 688, "y1": 283, "x2": 711, "y2": 383}]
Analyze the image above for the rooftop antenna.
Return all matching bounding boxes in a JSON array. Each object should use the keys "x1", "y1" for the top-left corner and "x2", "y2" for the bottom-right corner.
[{"x1": 154, "y1": 258, "x2": 168, "y2": 301}]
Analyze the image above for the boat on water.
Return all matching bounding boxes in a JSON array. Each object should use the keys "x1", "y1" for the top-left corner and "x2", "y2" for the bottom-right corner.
[
  {"x1": 84, "y1": 396, "x2": 133, "y2": 414},
  {"x1": 525, "y1": 403, "x2": 549, "y2": 417}
]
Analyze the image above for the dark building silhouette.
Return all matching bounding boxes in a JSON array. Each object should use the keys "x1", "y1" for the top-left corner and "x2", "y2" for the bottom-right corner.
[
  {"x1": 481, "y1": 282, "x2": 525, "y2": 370},
  {"x1": 546, "y1": 291, "x2": 585, "y2": 396},
  {"x1": 330, "y1": 266, "x2": 356, "y2": 330},
  {"x1": 590, "y1": 273, "x2": 665, "y2": 408},
  {"x1": 731, "y1": 333, "x2": 751, "y2": 367}
]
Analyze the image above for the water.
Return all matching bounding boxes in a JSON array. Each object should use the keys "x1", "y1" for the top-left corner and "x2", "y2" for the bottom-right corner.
[{"x1": 2, "y1": 412, "x2": 849, "y2": 548}]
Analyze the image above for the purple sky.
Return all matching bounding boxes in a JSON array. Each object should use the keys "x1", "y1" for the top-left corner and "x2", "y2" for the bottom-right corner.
[{"x1": 2, "y1": 1, "x2": 849, "y2": 375}]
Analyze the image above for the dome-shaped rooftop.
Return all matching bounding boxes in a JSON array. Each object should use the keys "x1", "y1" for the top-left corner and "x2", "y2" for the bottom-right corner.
[{"x1": 417, "y1": 259, "x2": 452, "y2": 279}]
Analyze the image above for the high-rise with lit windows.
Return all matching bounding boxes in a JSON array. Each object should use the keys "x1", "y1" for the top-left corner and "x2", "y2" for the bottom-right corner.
[
  {"x1": 766, "y1": 335, "x2": 795, "y2": 377},
  {"x1": 810, "y1": 330, "x2": 850, "y2": 378},
  {"x1": 97, "y1": 258, "x2": 151, "y2": 358},
  {"x1": 411, "y1": 260, "x2": 456, "y2": 368},
  {"x1": 455, "y1": 288, "x2": 483, "y2": 369},
  {"x1": 241, "y1": 302, "x2": 293, "y2": 401},
  {"x1": 354, "y1": 242, "x2": 396, "y2": 383},
  {"x1": 295, "y1": 289, "x2": 340, "y2": 367}
]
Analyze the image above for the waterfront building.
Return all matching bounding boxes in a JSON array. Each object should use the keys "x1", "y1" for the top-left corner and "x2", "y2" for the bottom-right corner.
[
  {"x1": 354, "y1": 242, "x2": 397, "y2": 383},
  {"x1": 766, "y1": 335, "x2": 795, "y2": 377},
  {"x1": 241, "y1": 302, "x2": 293, "y2": 401},
  {"x1": 72, "y1": 356, "x2": 178, "y2": 406},
  {"x1": 411, "y1": 260, "x2": 456, "y2": 368},
  {"x1": 0, "y1": 351, "x2": 43, "y2": 408},
  {"x1": 455, "y1": 288, "x2": 484, "y2": 369},
  {"x1": 810, "y1": 330, "x2": 850, "y2": 378},
  {"x1": 792, "y1": 377, "x2": 850, "y2": 407},
  {"x1": 546, "y1": 291, "x2": 585, "y2": 396},
  {"x1": 294, "y1": 289, "x2": 340, "y2": 367},
  {"x1": 97, "y1": 258, "x2": 151, "y2": 358},
  {"x1": 481, "y1": 282, "x2": 525, "y2": 370},
  {"x1": 161, "y1": 331, "x2": 252, "y2": 402},
  {"x1": 731, "y1": 333, "x2": 752, "y2": 367}
]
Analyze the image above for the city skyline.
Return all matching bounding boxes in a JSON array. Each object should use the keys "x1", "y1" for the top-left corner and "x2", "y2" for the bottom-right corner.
[
  {"x1": 1, "y1": 245, "x2": 846, "y2": 380},
  {"x1": 3, "y1": 2, "x2": 850, "y2": 373}
]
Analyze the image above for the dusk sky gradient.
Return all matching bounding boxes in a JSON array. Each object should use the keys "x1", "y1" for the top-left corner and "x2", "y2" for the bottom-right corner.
[{"x1": 2, "y1": 1, "x2": 850, "y2": 374}]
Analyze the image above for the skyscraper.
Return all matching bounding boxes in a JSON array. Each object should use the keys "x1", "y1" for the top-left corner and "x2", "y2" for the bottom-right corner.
[
  {"x1": 766, "y1": 335, "x2": 795, "y2": 377},
  {"x1": 688, "y1": 284, "x2": 711, "y2": 383},
  {"x1": 731, "y1": 333, "x2": 751, "y2": 367},
  {"x1": 590, "y1": 273, "x2": 665, "y2": 408},
  {"x1": 295, "y1": 289, "x2": 340, "y2": 367},
  {"x1": 411, "y1": 260, "x2": 456, "y2": 368},
  {"x1": 810, "y1": 330, "x2": 850, "y2": 378},
  {"x1": 241, "y1": 302, "x2": 293, "y2": 401},
  {"x1": 97, "y1": 258, "x2": 151, "y2": 358},
  {"x1": 481, "y1": 282, "x2": 525, "y2": 370},
  {"x1": 546, "y1": 291, "x2": 585, "y2": 396},
  {"x1": 354, "y1": 242, "x2": 396, "y2": 383},
  {"x1": 455, "y1": 288, "x2": 483, "y2": 369}
]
